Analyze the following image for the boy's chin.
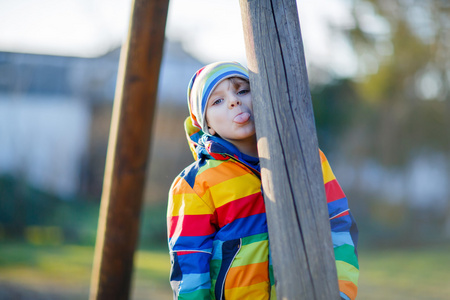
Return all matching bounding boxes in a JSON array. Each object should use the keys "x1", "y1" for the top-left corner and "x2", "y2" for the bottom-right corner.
[{"x1": 229, "y1": 132, "x2": 257, "y2": 142}]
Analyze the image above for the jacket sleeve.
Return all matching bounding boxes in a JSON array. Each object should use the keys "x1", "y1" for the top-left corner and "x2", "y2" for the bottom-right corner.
[
  {"x1": 167, "y1": 175, "x2": 216, "y2": 300},
  {"x1": 320, "y1": 150, "x2": 359, "y2": 300}
]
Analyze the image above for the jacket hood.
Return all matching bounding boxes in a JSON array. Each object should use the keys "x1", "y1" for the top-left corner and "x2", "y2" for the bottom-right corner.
[{"x1": 187, "y1": 61, "x2": 249, "y2": 135}]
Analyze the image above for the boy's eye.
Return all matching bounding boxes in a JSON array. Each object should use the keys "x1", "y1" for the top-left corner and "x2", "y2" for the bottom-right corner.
[
  {"x1": 212, "y1": 99, "x2": 223, "y2": 105},
  {"x1": 237, "y1": 89, "x2": 249, "y2": 95}
]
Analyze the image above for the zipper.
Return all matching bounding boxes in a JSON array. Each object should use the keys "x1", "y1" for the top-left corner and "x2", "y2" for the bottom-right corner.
[{"x1": 219, "y1": 238, "x2": 242, "y2": 300}]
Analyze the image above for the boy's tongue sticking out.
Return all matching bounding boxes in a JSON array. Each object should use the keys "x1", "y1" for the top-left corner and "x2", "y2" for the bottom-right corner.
[{"x1": 234, "y1": 112, "x2": 250, "y2": 124}]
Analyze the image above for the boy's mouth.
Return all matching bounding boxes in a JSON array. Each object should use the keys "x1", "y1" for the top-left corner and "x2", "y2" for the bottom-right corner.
[{"x1": 233, "y1": 112, "x2": 251, "y2": 124}]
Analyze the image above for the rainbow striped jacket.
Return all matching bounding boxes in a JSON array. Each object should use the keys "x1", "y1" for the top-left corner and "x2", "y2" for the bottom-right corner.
[{"x1": 167, "y1": 118, "x2": 359, "y2": 300}]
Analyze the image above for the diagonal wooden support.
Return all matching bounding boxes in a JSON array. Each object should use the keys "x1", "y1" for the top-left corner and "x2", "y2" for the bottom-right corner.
[
  {"x1": 89, "y1": 0, "x2": 169, "y2": 299},
  {"x1": 240, "y1": 0, "x2": 340, "y2": 299}
]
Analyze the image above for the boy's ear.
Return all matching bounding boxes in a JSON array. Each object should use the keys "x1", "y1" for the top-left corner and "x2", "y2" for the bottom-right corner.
[{"x1": 208, "y1": 127, "x2": 216, "y2": 136}]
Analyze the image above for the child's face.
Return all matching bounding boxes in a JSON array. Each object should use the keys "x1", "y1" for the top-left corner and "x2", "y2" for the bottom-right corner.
[{"x1": 205, "y1": 77, "x2": 256, "y2": 144}]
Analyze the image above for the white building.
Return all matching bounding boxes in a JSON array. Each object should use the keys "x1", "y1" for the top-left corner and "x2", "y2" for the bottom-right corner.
[{"x1": 0, "y1": 40, "x2": 203, "y2": 198}]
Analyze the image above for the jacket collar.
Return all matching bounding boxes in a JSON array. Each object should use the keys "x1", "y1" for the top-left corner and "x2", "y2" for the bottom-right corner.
[{"x1": 184, "y1": 117, "x2": 260, "y2": 173}]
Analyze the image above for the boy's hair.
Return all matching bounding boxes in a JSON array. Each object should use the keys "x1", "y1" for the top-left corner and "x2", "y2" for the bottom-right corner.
[{"x1": 187, "y1": 61, "x2": 249, "y2": 134}]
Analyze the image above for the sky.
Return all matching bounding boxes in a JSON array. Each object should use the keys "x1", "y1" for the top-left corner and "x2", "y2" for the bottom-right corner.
[{"x1": 0, "y1": 0, "x2": 357, "y2": 77}]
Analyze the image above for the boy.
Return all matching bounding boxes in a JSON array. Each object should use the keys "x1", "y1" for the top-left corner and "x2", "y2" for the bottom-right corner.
[{"x1": 167, "y1": 61, "x2": 359, "y2": 299}]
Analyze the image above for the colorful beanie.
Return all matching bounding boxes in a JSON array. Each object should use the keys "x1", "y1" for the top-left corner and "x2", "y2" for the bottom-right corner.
[{"x1": 187, "y1": 61, "x2": 249, "y2": 134}]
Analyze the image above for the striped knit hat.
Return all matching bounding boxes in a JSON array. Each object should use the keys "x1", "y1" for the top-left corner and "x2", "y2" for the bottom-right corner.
[{"x1": 187, "y1": 61, "x2": 249, "y2": 134}]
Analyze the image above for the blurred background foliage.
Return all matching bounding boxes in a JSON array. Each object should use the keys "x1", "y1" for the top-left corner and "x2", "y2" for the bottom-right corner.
[
  {"x1": 1, "y1": 0, "x2": 450, "y2": 299},
  {"x1": 313, "y1": 0, "x2": 450, "y2": 249}
]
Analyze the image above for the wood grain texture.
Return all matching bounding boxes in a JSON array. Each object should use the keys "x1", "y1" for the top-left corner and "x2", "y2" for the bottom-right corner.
[
  {"x1": 240, "y1": 0, "x2": 340, "y2": 298},
  {"x1": 89, "y1": 0, "x2": 169, "y2": 299}
]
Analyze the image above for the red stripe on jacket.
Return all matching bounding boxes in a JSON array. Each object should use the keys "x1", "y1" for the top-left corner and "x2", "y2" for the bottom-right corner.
[
  {"x1": 215, "y1": 193, "x2": 265, "y2": 228},
  {"x1": 325, "y1": 179, "x2": 346, "y2": 203},
  {"x1": 168, "y1": 214, "x2": 216, "y2": 238}
]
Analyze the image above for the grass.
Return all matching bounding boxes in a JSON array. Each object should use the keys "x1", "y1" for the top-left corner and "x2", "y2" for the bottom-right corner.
[
  {"x1": 0, "y1": 242, "x2": 173, "y2": 299},
  {"x1": 1, "y1": 242, "x2": 449, "y2": 299},
  {"x1": 357, "y1": 244, "x2": 450, "y2": 300}
]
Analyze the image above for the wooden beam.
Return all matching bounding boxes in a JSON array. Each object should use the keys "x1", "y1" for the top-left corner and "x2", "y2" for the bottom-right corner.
[
  {"x1": 239, "y1": 0, "x2": 340, "y2": 299},
  {"x1": 89, "y1": 0, "x2": 169, "y2": 299}
]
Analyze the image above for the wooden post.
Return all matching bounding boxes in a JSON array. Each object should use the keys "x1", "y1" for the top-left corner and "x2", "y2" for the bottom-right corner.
[
  {"x1": 240, "y1": 1, "x2": 340, "y2": 299},
  {"x1": 89, "y1": 0, "x2": 169, "y2": 299}
]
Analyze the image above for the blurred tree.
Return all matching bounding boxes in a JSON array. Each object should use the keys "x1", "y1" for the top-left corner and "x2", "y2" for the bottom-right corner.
[
  {"x1": 341, "y1": 0, "x2": 450, "y2": 165},
  {"x1": 308, "y1": 0, "x2": 450, "y2": 246}
]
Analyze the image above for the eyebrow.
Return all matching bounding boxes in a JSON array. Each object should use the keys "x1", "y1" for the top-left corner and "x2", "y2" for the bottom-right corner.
[
  {"x1": 230, "y1": 78, "x2": 250, "y2": 90},
  {"x1": 209, "y1": 86, "x2": 225, "y2": 99},
  {"x1": 209, "y1": 78, "x2": 250, "y2": 102}
]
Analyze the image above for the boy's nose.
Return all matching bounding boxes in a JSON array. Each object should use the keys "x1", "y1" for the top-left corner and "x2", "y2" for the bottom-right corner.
[{"x1": 228, "y1": 97, "x2": 241, "y2": 108}]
